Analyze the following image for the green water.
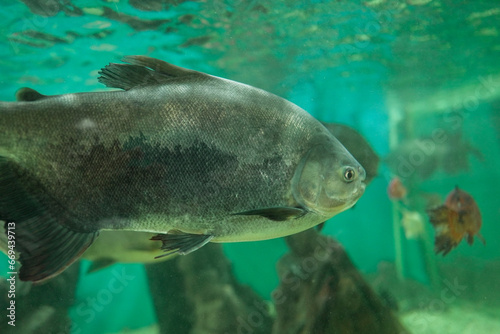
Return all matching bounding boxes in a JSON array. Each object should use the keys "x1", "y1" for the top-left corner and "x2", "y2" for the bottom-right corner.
[{"x1": 1, "y1": 1, "x2": 499, "y2": 333}]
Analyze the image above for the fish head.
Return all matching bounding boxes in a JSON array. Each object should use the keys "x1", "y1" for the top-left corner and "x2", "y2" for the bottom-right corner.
[{"x1": 292, "y1": 140, "x2": 366, "y2": 217}]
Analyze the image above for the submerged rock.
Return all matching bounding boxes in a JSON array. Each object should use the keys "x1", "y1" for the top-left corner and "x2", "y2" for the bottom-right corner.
[{"x1": 272, "y1": 229, "x2": 409, "y2": 334}]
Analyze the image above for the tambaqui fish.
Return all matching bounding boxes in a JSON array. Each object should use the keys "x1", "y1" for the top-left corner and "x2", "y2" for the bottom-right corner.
[
  {"x1": 427, "y1": 186, "x2": 485, "y2": 255},
  {"x1": 0, "y1": 56, "x2": 366, "y2": 282}
]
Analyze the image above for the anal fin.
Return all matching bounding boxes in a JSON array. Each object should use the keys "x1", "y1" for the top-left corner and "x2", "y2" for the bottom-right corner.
[
  {"x1": 151, "y1": 231, "x2": 213, "y2": 258},
  {"x1": 434, "y1": 234, "x2": 457, "y2": 256}
]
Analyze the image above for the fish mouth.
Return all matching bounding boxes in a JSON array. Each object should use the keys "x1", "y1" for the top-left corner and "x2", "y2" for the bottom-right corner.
[
  {"x1": 355, "y1": 181, "x2": 366, "y2": 198},
  {"x1": 336, "y1": 181, "x2": 366, "y2": 211},
  {"x1": 312, "y1": 180, "x2": 366, "y2": 217},
  {"x1": 348, "y1": 181, "x2": 366, "y2": 206}
]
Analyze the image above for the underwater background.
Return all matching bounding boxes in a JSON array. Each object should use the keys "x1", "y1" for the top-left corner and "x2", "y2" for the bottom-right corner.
[{"x1": 1, "y1": 0, "x2": 499, "y2": 333}]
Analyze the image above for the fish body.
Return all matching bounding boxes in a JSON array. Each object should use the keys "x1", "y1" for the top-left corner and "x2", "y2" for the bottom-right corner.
[
  {"x1": 427, "y1": 186, "x2": 485, "y2": 255},
  {"x1": 0, "y1": 56, "x2": 365, "y2": 282}
]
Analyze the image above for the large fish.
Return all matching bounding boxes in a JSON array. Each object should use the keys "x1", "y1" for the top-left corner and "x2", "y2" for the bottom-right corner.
[{"x1": 0, "y1": 56, "x2": 366, "y2": 282}]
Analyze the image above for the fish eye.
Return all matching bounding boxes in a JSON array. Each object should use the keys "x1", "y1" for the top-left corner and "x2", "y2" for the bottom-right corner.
[{"x1": 343, "y1": 167, "x2": 355, "y2": 182}]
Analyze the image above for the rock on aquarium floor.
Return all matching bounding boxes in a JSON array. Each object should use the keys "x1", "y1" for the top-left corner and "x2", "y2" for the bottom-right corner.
[{"x1": 401, "y1": 302, "x2": 500, "y2": 334}]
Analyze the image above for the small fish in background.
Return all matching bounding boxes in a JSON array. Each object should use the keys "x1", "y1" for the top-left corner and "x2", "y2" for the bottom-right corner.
[
  {"x1": 427, "y1": 186, "x2": 485, "y2": 255},
  {"x1": 387, "y1": 176, "x2": 407, "y2": 201},
  {"x1": 385, "y1": 131, "x2": 483, "y2": 179}
]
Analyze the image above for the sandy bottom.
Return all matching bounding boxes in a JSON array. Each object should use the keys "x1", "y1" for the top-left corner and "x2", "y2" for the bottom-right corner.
[
  {"x1": 401, "y1": 302, "x2": 500, "y2": 334},
  {"x1": 113, "y1": 258, "x2": 500, "y2": 334},
  {"x1": 113, "y1": 303, "x2": 500, "y2": 334}
]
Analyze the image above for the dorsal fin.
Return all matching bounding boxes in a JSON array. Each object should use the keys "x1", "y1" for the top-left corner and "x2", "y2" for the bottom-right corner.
[
  {"x1": 98, "y1": 55, "x2": 201, "y2": 91},
  {"x1": 16, "y1": 87, "x2": 47, "y2": 102}
]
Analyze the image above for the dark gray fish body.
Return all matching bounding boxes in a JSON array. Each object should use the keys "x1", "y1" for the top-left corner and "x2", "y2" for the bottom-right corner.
[{"x1": 0, "y1": 56, "x2": 365, "y2": 282}]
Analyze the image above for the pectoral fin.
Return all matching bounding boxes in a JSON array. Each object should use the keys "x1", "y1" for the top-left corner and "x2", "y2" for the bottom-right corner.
[
  {"x1": 0, "y1": 157, "x2": 98, "y2": 282},
  {"x1": 151, "y1": 231, "x2": 213, "y2": 258},
  {"x1": 427, "y1": 205, "x2": 450, "y2": 227},
  {"x1": 233, "y1": 207, "x2": 307, "y2": 221}
]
